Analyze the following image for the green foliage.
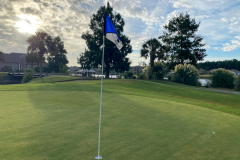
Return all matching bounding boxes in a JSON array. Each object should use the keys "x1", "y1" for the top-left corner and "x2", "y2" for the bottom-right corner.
[
  {"x1": 59, "y1": 65, "x2": 69, "y2": 74},
  {"x1": 34, "y1": 66, "x2": 40, "y2": 73},
  {"x1": 140, "y1": 38, "x2": 165, "y2": 77},
  {"x1": 25, "y1": 52, "x2": 39, "y2": 67},
  {"x1": 198, "y1": 59, "x2": 240, "y2": 70},
  {"x1": 152, "y1": 62, "x2": 165, "y2": 80},
  {"x1": 139, "y1": 66, "x2": 150, "y2": 79},
  {"x1": 0, "y1": 51, "x2": 5, "y2": 62},
  {"x1": 235, "y1": 76, "x2": 240, "y2": 91},
  {"x1": 78, "y1": 2, "x2": 132, "y2": 78},
  {"x1": 27, "y1": 32, "x2": 51, "y2": 77},
  {"x1": 172, "y1": 63, "x2": 199, "y2": 86},
  {"x1": 211, "y1": 68, "x2": 235, "y2": 89},
  {"x1": 0, "y1": 65, "x2": 13, "y2": 72},
  {"x1": 24, "y1": 68, "x2": 34, "y2": 73},
  {"x1": 138, "y1": 62, "x2": 165, "y2": 80},
  {"x1": 47, "y1": 36, "x2": 69, "y2": 73},
  {"x1": 123, "y1": 71, "x2": 133, "y2": 79},
  {"x1": 21, "y1": 73, "x2": 34, "y2": 83},
  {"x1": 160, "y1": 12, "x2": 207, "y2": 66},
  {"x1": 132, "y1": 75, "x2": 137, "y2": 79}
]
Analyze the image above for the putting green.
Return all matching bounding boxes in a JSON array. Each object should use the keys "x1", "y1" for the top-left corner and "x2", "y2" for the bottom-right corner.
[{"x1": 0, "y1": 79, "x2": 240, "y2": 159}]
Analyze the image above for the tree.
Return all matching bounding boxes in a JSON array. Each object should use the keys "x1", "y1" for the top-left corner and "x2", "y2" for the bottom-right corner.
[
  {"x1": 0, "y1": 51, "x2": 5, "y2": 62},
  {"x1": 47, "y1": 36, "x2": 68, "y2": 73},
  {"x1": 25, "y1": 51, "x2": 39, "y2": 69},
  {"x1": 160, "y1": 13, "x2": 207, "y2": 67},
  {"x1": 78, "y1": 2, "x2": 132, "y2": 78},
  {"x1": 140, "y1": 38, "x2": 165, "y2": 78},
  {"x1": 26, "y1": 32, "x2": 52, "y2": 77}
]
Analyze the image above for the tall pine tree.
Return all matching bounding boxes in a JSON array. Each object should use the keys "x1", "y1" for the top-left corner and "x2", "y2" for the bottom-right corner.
[
  {"x1": 78, "y1": 2, "x2": 132, "y2": 78},
  {"x1": 159, "y1": 13, "x2": 207, "y2": 67}
]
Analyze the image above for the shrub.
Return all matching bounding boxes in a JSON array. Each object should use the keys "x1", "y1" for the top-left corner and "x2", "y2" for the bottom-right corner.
[
  {"x1": 59, "y1": 65, "x2": 69, "y2": 74},
  {"x1": 0, "y1": 65, "x2": 13, "y2": 72},
  {"x1": 123, "y1": 71, "x2": 133, "y2": 79},
  {"x1": 152, "y1": 62, "x2": 165, "y2": 80},
  {"x1": 24, "y1": 68, "x2": 34, "y2": 73},
  {"x1": 138, "y1": 62, "x2": 166, "y2": 80},
  {"x1": 133, "y1": 75, "x2": 137, "y2": 79},
  {"x1": 140, "y1": 66, "x2": 150, "y2": 79},
  {"x1": 21, "y1": 73, "x2": 34, "y2": 83},
  {"x1": 235, "y1": 76, "x2": 240, "y2": 91},
  {"x1": 172, "y1": 63, "x2": 199, "y2": 86},
  {"x1": 138, "y1": 73, "x2": 145, "y2": 79},
  {"x1": 211, "y1": 68, "x2": 234, "y2": 89}
]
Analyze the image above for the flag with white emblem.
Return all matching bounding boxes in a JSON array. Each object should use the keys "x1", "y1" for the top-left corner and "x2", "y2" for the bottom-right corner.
[{"x1": 104, "y1": 14, "x2": 123, "y2": 50}]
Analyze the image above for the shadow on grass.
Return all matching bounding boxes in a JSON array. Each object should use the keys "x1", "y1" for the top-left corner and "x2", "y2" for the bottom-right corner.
[{"x1": 22, "y1": 89, "x2": 240, "y2": 160}]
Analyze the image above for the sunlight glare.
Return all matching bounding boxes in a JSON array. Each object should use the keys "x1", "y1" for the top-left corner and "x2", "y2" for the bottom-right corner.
[{"x1": 15, "y1": 14, "x2": 41, "y2": 34}]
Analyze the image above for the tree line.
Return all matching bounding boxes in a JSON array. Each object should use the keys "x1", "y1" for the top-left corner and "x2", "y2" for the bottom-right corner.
[
  {"x1": 197, "y1": 59, "x2": 240, "y2": 70},
  {"x1": 79, "y1": 3, "x2": 207, "y2": 78}
]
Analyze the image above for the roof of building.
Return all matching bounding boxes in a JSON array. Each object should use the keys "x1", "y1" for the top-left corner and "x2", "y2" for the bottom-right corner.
[
  {"x1": 2, "y1": 52, "x2": 45, "y2": 64},
  {"x1": 3, "y1": 53, "x2": 27, "y2": 64}
]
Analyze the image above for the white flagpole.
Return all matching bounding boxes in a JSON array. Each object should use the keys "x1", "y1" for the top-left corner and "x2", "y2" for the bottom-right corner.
[{"x1": 95, "y1": 35, "x2": 105, "y2": 160}]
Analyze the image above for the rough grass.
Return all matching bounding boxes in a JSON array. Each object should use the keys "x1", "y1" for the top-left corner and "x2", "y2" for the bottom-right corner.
[{"x1": 0, "y1": 79, "x2": 240, "y2": 160}]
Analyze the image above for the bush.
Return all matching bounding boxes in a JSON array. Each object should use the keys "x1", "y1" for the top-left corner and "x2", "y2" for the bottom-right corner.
[
  {"x1": 123, "y1": 71, "x2": 133, "y2": 79},
  {"x1": 235, "y1": 76, "x2": 240, "y2": 91},
  {"x1": 21, "y1": 73, "x2": 34, "y2": 83},
  {"x1": 24, "y1": 68, "x2": 34, "y2": 73},
  {"x1": 118, "y1": 74, "x2": 122, "y2": 79},
  {"x1": 0, "y1": 65, "x2": 13, "y2": 72},
  {"x1": 59, "y1": 65, "x2": 69, "y2": 74},
  {"x1": 133, "y1": 75, "x2": 137, "y2": 79},
  {"x1": 152, "y1": 62, "x2": 165, "y2": 80},
  {"x1": 172, "y1": 63, "x2": 199, "y2": 86},
  {"x1": 211, "y1": 68, "x2": 235, "y2": 89}
]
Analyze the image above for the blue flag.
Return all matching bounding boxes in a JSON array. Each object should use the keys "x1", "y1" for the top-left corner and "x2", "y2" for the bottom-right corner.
[{"x1": 104, "y1": 14, "x2": 123, "y2": 50}]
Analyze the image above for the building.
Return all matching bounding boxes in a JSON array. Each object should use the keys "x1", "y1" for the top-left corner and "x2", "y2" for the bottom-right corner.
[
  {"x1": 230, "y1": 69, "x2": 240, "y2": 75},
  {"x1": 68, "y1": 66, "x2": 79, "y2": 72},
  {"x1": 130, "y1": 66, "x2": 144, "y2": 74},
  {"x1": 0, "y1": 52, "x2": 45, "y2": 71}
]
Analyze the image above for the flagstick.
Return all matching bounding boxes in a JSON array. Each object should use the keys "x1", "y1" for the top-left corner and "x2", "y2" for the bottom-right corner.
[{"x1": 95, "y1": 35, "x2": 105, "y2": 159}]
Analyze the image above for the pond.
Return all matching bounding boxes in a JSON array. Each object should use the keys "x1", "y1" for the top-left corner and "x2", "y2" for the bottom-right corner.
[{"x1": 198, "y1": 79, "x2": 212, "y2": 86}]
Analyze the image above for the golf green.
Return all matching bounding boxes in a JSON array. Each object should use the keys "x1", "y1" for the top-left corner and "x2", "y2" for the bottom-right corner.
[{"x1": 0, "y1": 79, "x2": 239, "y2": 160}]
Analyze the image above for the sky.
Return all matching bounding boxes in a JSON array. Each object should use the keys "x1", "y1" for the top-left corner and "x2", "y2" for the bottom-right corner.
[{"x1": 0, "y1": 0, "x2": 240, "y2": 67}]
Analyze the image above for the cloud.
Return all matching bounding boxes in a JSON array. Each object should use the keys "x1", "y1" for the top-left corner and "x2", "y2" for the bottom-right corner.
[
  {"x1": 0, "y1": 0, "x2": 240, "y2": 66},
  {"x1": 222, "y1": 37, "x2": 240, "y2": 51},
  {"x1": 170, "y1": 0, "x2": 192, "y2": 8}
]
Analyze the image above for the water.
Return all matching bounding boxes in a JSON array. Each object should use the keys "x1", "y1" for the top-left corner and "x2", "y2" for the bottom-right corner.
[{"x1": 198, "y1": 79, "x2": 212, "y2": 86}]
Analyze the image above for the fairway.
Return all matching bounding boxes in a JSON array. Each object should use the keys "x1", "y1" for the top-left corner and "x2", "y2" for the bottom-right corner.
[{"x1": 0, "y1": 79, "x2": 240, "y2": 160}]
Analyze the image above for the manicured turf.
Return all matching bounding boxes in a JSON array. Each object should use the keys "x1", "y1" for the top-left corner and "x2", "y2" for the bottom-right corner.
[
  {"x1": 30, "y1": 75, "x2": 98, "y2": 83},
  {"x1": 0, "y1": 78, "x2": 240, "y2": 159}
]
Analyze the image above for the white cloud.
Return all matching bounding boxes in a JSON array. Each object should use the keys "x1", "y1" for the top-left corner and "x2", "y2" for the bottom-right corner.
[
  {"x1": 222, "y1": 38, "x2": 240, "y2": 51},
  {"x1": 170, "y1": 0, "x2": 192, "y2": 8},
  {"x1": 220, "y1": 18, "x2": 229, "y2": 23},
  {"x1": 1, "y1": 0, "x2": 240, "y2": 66}
]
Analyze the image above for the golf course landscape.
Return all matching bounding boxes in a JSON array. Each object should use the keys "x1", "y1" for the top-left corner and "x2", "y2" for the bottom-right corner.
[{"x1": 1, "y1": 77, "x2": 240, "y2": 160}]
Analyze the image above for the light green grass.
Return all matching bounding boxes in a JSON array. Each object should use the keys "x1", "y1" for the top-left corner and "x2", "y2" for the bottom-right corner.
[
  {"x1": 0, "y1": 72, "x2": 8, "y2": 76},
  {"x1": 200, "y1": 74, "x2": 238, "y2": 79},
  {"x1": 30, "y1": 75, "x2": 98, "y2": 83},
  {"x1": 199, "y1": 75, "x2": 212, "y2": 79},
  {"x1": 0, "y1": 79, "x2": 240, "y2": 159}
]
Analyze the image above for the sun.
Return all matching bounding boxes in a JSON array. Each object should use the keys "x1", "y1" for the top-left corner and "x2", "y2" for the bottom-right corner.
[{"x1": 15, "y1": 14, "x2": 41, "y2": 34}]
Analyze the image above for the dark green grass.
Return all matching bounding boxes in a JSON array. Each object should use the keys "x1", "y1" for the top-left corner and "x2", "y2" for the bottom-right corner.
[{"x1": 0, "y1": 79, "x2": 240, "y2": 159}]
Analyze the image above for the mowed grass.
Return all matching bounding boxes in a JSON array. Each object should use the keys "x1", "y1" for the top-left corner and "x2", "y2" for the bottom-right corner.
[
  {"x1": 0, "y1": 78, "x2": 240, "y2": 160},
  {"x1": 29, "y1": 75, "x2": 98, "y2": 84}
]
